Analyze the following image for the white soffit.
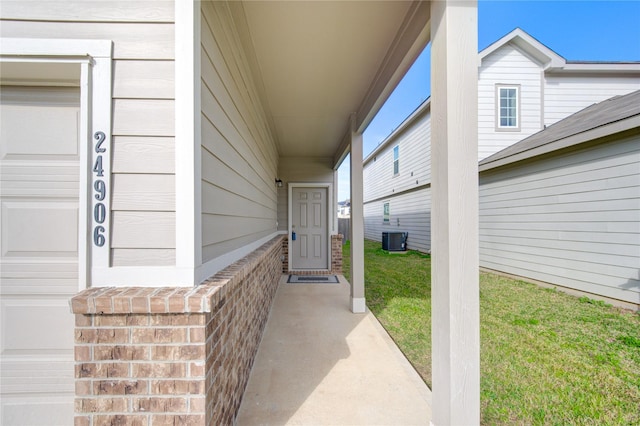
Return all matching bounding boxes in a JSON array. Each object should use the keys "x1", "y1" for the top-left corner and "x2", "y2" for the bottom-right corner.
[{"x1": 239, "y1": 0, "x2": 421, "y2": 157}]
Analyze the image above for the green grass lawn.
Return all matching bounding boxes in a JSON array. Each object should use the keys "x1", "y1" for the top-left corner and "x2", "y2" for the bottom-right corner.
[{"x1": 343, "y1": 239, "x2": 640, "y2": 425}]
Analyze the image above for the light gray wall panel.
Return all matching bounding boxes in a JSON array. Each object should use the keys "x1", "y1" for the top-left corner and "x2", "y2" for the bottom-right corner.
[
  {"x1": 111, "y1": 136, "x2": 174, "y2": 174},
  {"x1": 0, "y1": 1, "x2": 174, "y2": 22},
  {"x1": 479, "y1": 135, "x2": 640, "y2": 305},
  {"x1": 0, "y1": 2, "x2": 177, "y2": 265},
  {"x1": 113, "y1": 60, "x2": 174, "y2": 99},
  {"x1": 111, "y1": 212, "x2": 175, "y2": 249},
  {"x1": 0, "y1": 21, "x2": 174, "y2": 60},
  {"x1": 277, "y1": 157, "x2": 335, "y2": 232},
  {"x1": 200, "y1": 2, "x2": 278, "y2": 264}
]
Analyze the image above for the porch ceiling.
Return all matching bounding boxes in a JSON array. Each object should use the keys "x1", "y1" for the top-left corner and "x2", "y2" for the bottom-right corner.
[{"x1": 234, "y1": 1, "x2": 430, "y2": 160}]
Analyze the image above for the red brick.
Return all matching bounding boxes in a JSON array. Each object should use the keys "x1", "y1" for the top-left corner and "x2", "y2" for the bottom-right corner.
[
  {"x1": 151, "y1": 414, "x2": 204, "y2": 426},
  {"x1": 76, "y1": 397, "x2": 128, "y2": 413},
  {"x1": 94, "y1": 315, "x2": 127, "y2": 327},
  {"x1": 131, "y1": 296, "x2": 149, "y2": 313},
  {"x1": 133, "y1": 397, "x2": 187, "y2": 413},
  {"x1": 189, "y1": 327, "x2": 205, "y2": 343},
  {"x1": 127, "y1": 314, "x2": 150, "y2": 326},
  {"x1": 179, "y1": 345, "x2": 205, "y2": 360},
  {"x1": 95, "y1": 415, "x2": 147, "y2": 426},
  {"x1": 132, "y1": 362, "x2": 186, "y2": 378},
  {"x1": 75, "y1": 314, "x2": 92, "y2": 327},
  {"x1": 150, "y1": 380, "x2": 204, "y2": 395},
  {"x1": 94, "y1": 380, "x2": 148, "y2": 395},
  {"x1": 96, "y1": 328, "x2": 129, "y2": 344},
  {"x1": 74, "y1": 416, "x2": 90, "y2": 426},
  {"x1": 75, "y1": 329, "x2": 97, "y2": 343},
  {"x1": 92, "y1": 345, "x2": 148, "y2": 361},
  {"x1": 189, "y1": 362, "x2": 205, "y2": 377},
  {"x1": 94, "y1": 295, "x2": 114, "y2": 314},
  {"x1": 75, "y1": 380, "x2": 92, "y2": 396},
  {"x1": 133, "y1": 327, "x2": 187, "y2": 344},
  {"x1": 189, "y1": 397, "x2": 206, "y2": 413},
  {"x1": 75, "y1": 346, "x2": 91, "y2": 361},
  {"x1": 167, "y1": 295, "x2": 186, "y2": 313}
]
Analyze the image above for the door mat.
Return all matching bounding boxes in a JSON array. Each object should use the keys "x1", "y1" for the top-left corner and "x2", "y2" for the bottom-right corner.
[{"x1": 287, "y1": 275, "x2": 339, "y2": 284}]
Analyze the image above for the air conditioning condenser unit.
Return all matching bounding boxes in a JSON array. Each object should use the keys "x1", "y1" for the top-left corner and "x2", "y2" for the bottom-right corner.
[{"x1": 382, "y1": 232, "x2": 408, "y2": 251}]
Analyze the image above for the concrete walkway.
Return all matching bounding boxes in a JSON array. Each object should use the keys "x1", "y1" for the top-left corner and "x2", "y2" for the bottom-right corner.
[{"x1": 237, "y1": 275, "x2": 432, "y2": 425}]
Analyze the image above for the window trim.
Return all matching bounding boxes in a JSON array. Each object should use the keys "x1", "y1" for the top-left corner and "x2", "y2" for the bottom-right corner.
[
  {"x1": 495, "y1": 84, "x2": 521, "y2": 132},
  {"x1": 393, "y1": 145, "x2": 400, "y2": 176},
  {"x1": 383, "y1": 202, "x2": 390, "y2": 224}
]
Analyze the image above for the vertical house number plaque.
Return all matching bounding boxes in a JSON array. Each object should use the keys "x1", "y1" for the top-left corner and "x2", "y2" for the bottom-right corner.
[{"x1": 92, "y1": 131, "x2": 107, "y2": 247}]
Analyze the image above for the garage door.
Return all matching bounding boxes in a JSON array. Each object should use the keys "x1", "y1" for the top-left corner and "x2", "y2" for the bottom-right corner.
[{"x1": 0, "y1": 86, "x2": 80, "y2": 425}]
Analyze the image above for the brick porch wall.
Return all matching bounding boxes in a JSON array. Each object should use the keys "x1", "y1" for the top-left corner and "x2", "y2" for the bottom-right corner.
[
  {"x1": 70, "y1": 235, "x2": 283, "y2": 426},
  {"x1": 282, "y1": 234, "x2": 343, "y2": 275}
]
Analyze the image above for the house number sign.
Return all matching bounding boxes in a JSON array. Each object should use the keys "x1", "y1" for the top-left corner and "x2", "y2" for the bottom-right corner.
[{"x1": 92, "y1": 131, "x2": 107, "y2": 247}]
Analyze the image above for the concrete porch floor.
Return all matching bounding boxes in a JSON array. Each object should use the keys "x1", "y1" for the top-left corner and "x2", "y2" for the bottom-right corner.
[{"x1": 236, "y1": 275, "x2": 432, "y2": 425}]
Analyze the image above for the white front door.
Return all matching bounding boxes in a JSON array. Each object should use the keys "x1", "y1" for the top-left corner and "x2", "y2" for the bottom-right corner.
[
  {"x1": 0, "y1": 86, "x2": 80, "y2": 425},
  {"x1": 291, "y1": 187, "x2": 328, "y2": 270}
]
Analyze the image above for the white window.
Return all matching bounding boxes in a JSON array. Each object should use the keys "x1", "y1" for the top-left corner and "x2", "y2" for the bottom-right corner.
[
  {"x1": 497, "y1": 85, "x2": 520, "y2": 130},
  {"x1": 393, "y1": 145, "x2": 399, "y2": 175}
]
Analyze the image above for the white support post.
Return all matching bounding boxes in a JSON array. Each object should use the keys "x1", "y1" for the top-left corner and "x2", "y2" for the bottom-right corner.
[
  {"x1": 430, "y1": 1, "x2": 479, "y2": 425},
  {"x1": 349, "y1": 116, "x2": 366, "y2": 313}
]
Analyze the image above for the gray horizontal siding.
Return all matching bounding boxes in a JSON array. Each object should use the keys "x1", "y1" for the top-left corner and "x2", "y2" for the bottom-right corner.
[
  {"x1": 479, "y1": 134, "x2": 640, "y2": 305},
  {"x1": 200, "y1": 2, "x2": 278, "y2": 264}
]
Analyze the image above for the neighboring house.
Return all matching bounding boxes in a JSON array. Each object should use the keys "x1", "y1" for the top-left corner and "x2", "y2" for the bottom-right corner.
[
  {"x1": 2, "y1": 2, "x2": 483, "y2": 425},
  {"x1": 479, "y1": 89, "x2": 640, "y2": 310},
  {"x1": 338, "y1": 200, "x2": 351, "y2": 218},
  {"x1": 364, "y1": 29, "x2": 640, "y2": 307}
]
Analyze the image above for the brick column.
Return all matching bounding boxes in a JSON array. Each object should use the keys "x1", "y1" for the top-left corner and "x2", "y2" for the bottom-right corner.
[
  {"x1": 331, "y1": 234, "x2": 343, "y2": 274},
  {"x1": 70, "y1": 236, "x2": 283, "y2": 425}
]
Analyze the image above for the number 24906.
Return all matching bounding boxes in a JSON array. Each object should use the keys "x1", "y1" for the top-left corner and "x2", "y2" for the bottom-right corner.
[{"x1": 93, "y1": 131, "x2": 107, "y2": 247}]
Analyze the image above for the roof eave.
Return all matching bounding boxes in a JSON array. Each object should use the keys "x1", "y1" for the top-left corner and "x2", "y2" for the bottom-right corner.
[{"x1": 479, "y1": 114, "x2": 640, "y2": 172}]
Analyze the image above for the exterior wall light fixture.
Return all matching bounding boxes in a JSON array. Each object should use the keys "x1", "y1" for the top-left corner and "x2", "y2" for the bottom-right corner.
[{"x1": 275, "y1": 178, "x2": 283, "y2": 187}]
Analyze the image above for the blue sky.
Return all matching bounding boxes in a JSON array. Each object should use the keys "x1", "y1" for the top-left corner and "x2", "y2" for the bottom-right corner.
[{"x1": 338, "y1": 0, "x2": 640, "y2": 201}]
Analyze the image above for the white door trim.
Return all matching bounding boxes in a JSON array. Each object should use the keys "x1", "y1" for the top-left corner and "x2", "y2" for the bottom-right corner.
[
  {"x1": 287, "y1": 183, "x2": 333, "y2": 272},
  {"x1": 0, "y1": 38, "x2": 112, "y2": 290}
]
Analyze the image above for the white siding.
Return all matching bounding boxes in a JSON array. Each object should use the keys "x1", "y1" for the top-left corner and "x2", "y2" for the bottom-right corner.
[
  {"x1": 544, "y1": 75, "x2": 640, "y2": 125},
  {"x1": 0, "y1": 2, "x2": 177, "y2": 266},
  {"x1": 363, "y1": 108, "x2": 431, "y2": 253},
  {"x1": 479, "y1": 135, "x2": 640, "y2": 305},
  {"x1": 364, "y1": 187, "x2": 431, "y2": 253},
  {"x1": 200, "y1": 2, "x2": 278, "y2": 263},
  {"x1": 478, "y1": 44, "x2": 542, "y2": 160},
  {"x1": 364, "y1": 109, "x2": 431, "y2": 202}
]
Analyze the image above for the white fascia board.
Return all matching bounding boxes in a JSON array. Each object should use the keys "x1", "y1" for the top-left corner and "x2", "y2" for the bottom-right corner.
[{"x1": 548, "y1": 62, "x2": 640, "y2": 74}]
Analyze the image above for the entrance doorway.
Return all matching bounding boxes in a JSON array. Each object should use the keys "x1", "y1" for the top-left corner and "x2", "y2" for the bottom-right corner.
[{"x1": 290, "y1": 185, "x2": 329, "y2": 270}]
